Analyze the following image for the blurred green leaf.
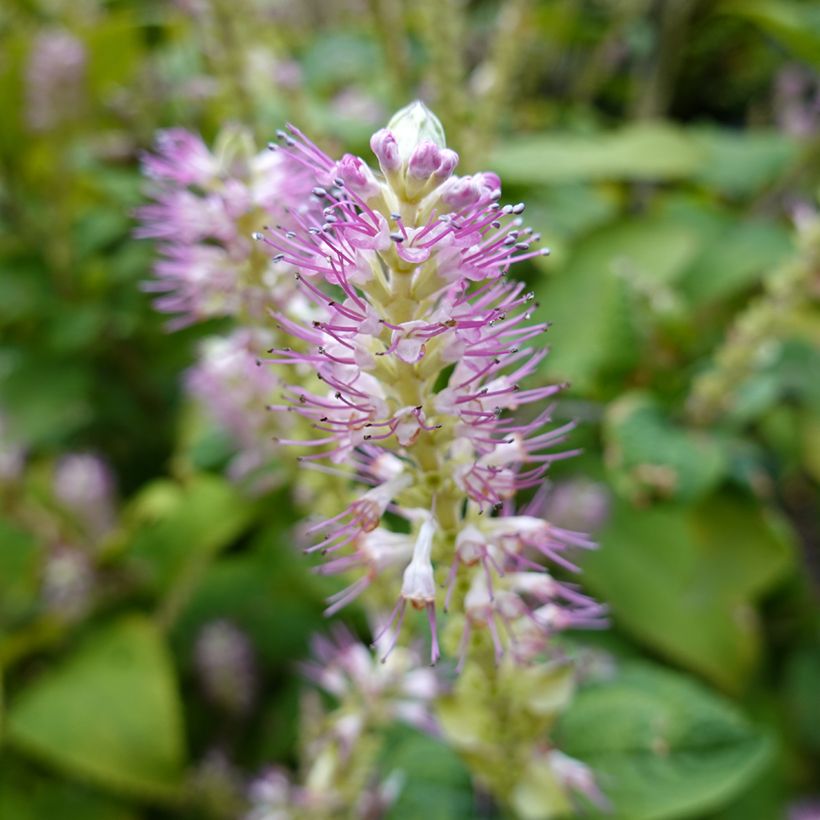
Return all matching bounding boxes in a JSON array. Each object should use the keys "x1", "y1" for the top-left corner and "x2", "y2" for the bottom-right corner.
[
  {"x1": 0, "y1": 765, "x2": 137, "y2": 820},
  {"x1": 679, "y1": 217, "x2": 793, "y2": 306},
  {"x1": 0, "y1": 259, "x2": 43, "y2": 324},
  {"x1": 537, "y1": 215, "x2": 705, "y2": 390},
  {"x1": 490, "y1": 123, "x2": 704, "y2": 184},
  {"x1": 784, "y1": 644, "x2": 820, "y2": 753},
  {"x1": 690, "y1": 127, "x2": 798, "y2": 197},
  {"x1": 124, "y1": 474, "x2": 253, "y2": 597},
  {"x1": 383, "y1": 728, "x2": 476, "y2": 820},
  {"x1": 719, "y1": 0, "x2": 820, "y2": 67},
  {"x1": 604, "y1": 394, "x2": 728, "y2": 502},
  {"x1": 0, "y1": 357, "x2": 93, "y2": 446},
  {"x1": 7, "y1": 615, "x2": 185, "y2": 799},
  {"x1": 582, "y1": 494, "x2": 795, "y2": 690},
  {"x1": 555, "y1": 662, "x2": 772, "y2": 819},
  {"x1": 0, "y1": 519, "x2": 41, "y2": 627}
]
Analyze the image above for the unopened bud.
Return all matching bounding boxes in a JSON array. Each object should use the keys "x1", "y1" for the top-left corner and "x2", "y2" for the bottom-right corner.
[
  {"x1": 407, "y1": 141, "x2": 442, "y2": 180},
  {"x1": 439, "y1": 176, "x2": 482, "y2": 210},
  {"x1": 386, "y1": 101, "x2": 446, "y2": 163},
  {"x1": 335, "y1": 154, "x2": 381, "y2": 199},
  {"x1": 434, "y1": 148, "x2": 459, "y2": 179},
  {"x1": 370, "y1": 128, "x2": 401, "y2": 173}
]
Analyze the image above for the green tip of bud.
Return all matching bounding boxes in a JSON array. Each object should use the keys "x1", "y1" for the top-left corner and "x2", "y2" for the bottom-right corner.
[{"x1": 387, "y1": 100, "x2": 447, "y2": 162}]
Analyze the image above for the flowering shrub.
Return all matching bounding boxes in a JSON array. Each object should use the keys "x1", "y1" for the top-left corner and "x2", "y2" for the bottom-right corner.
[{"x1": 1, "y1": 3, "x2": 818, "y2": 819}]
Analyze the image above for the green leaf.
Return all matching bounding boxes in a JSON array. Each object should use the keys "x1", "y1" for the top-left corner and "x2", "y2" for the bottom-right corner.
[
  {"x1": 518, "y1": 185, "x2": 619, "y2": 244},
  {"x1": 7, "y1": 615, "x2": 185, "y2": 800},
  {"x1": 555, "y1": 662, "x2": 772, "y2": 819},
  {"x1": 490, "y1": 123, "x2": 704, "y2": 185},
  {"x1": 124, "y1": 474, "x2": 253, "y2": 597},
  {"x1": 1, "y1": 357, "x2": 93, "y2": 446},
  {"x1": 604, "y1": 394, "x2": 728, "y2": 503},
  {"x1": 719, "y1": 0, "x2": 820, "y2": 67},
  {"x1": 690, "y1": 128, "x2": 798, "y2": 197},
  {"x1": 0, "y1": 766, "x2": 138, "y2": 820},
  {"x1": 582, "y1": 495, "x2": 795, "y2": 691},
  {"x1": 784, "y1": 644, "x2": 820, "y2": 753},
  {"x1": 0, "y1": 519, "x2": 42, "y2": 626},
  {"x1": 536, "y1": 215, "x2": 705, "y2": 390},
  {"x1": 383, "y1": 728, "x2": 475, "y2": 820},
  {"x1": 679, "y1": 217, "x2": 793, "y2": 307}
]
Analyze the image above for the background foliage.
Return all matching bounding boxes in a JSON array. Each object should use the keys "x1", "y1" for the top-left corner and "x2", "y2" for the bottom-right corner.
[{"x1": 1, "y1": 0, "x2": 819, "y2": 817}]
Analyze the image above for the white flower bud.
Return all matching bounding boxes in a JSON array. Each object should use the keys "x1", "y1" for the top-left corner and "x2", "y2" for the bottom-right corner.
[{"x1": 386, "y1": 101, "x2": 446, "y2": 164}]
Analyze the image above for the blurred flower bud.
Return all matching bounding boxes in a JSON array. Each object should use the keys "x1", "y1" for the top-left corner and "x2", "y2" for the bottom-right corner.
[
  {"x1": 194, "y1": 619, "x2": 257, "y2": 716},
  {"x1": 273, "y1": 59, "x2": 303, "y2": 91},
  {"x1": 548, "y1": 750, "x2": 609, "y2": 811},
  {"x1": 53, "y1": 453, "x2": 117, "y2": 541},
  {"x1": 246, "y1": 767, "x2": 296, "y2": 820},
  {"x1": 0, "y1": 413, "x2": 25, "y2": 482},
  {"x1": 188, "y1": 749, "x2": 246, "y2": 819},
  {"x1": 542, "y1": 479, "x2": 611, "y2": 535},
  {"x1": 41, "y1": 546, "x2": 94, "y2": 622},
  {"x1": 25, "y1": 28, "x2": 86, "y2": 132},
  {"x1": 789, "y1": 798, "x2": 820, "y2": 820}
]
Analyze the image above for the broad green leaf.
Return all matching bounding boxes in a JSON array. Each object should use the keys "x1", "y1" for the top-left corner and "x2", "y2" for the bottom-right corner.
[
  {"x1": 690, "y1": 128, "x2": 798, "y2": 197},
  {"x1": 490, "y1": 123, "x2": 704, "y2": 185},
  {"x1": 712, "y1": 763, "x2": 785, "y2": 820},
  {"x1": 582, "y1": 495, "x2": 795, "y2": 690},
  {"x1": 7, "y1": 615, "x2": 185, "y2": 799},
  {"x1": 536, "y1": 216, "x2": 705, "y2": 390},
  {"x1": 604, "y1": 394, "x2": 728, "y2": 503},
  {"x1": 383, "y1": 728, "x2": 475, "y2": 820},
  {"x1": 679, "y1": 219, "x2": 792, "y2": 307},
  {"x1": 124, "y1": 474, "x2": 252, "y2": 597},
  {"x1": 1, "y1": 358, "x2": 93, "y2": 446},
  {"x1": 555, "y1": 662, "x2": 772, "y2": 819},
  {"x1": 526, "y1": 184, "x2": 620, "y2": 243}
]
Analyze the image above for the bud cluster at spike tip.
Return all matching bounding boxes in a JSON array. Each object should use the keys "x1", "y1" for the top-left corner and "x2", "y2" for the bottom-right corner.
[{"x1": 255, "y1": 102, "x2": 606, "y2": 665}]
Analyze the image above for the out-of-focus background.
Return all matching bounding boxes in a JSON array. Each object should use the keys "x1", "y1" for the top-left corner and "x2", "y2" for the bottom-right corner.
[{"x1": 1, "y1": 0, "x2": 819, "y2": 818}]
